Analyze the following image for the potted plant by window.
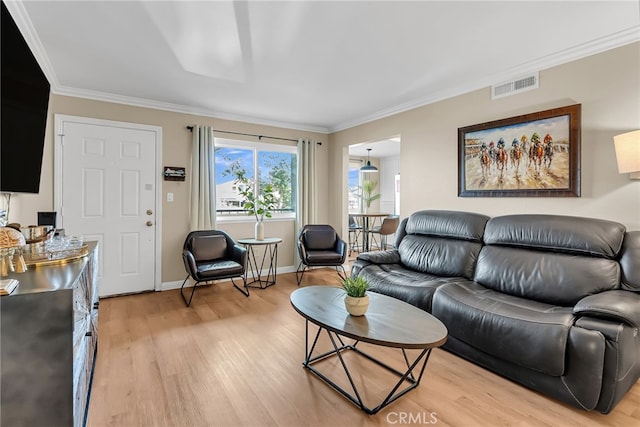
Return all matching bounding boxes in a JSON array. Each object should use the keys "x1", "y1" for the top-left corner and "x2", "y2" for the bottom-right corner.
[
  {"x1": 341, "y1": 275, "x2": 369, "y2": 316},
  {"x1": 237, "y1": 182, "x2": 276, "y2": 240},
  {"x1": 227, "y1": 159, "x2": 278, "y2": 240},
  {"x1": 359, "y1": 179, "x2": 381, "y2": 213}
]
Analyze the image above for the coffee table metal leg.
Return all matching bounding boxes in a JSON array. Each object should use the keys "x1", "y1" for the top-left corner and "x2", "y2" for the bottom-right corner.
[
  {"x1": 304, "y1": 321, "x2": 348, "y2": 367},
  {"x1": 301, "y1": 322, "x2": 432, "y2": 415}
]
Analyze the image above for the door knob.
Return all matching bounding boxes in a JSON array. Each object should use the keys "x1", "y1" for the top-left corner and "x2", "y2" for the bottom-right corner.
[
  {"x1": 146, "y1": 209, "x2": 153, "y2": 215},
  {"x1": 146, "y1": 221, "x2": 153, "y2": 227}
]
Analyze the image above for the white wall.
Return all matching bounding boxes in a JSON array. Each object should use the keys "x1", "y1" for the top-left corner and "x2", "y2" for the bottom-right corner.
[
  {"x1": 380, "y1": 156, "x2": 400, "y2": 216},
  {"x1": 329, "y1": 42, "x2": 640, "y2": 235}
]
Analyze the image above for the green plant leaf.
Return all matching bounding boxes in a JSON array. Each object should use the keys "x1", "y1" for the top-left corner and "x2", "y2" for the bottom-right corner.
[{"x1": 340, "y1": 275, "x2": 369, "y2": 297}]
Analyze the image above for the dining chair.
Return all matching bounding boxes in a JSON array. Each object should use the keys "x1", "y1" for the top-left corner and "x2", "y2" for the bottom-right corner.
[
  {"x1": 348, "y1": 214, "x2": 363, "y2": 255},
  {"x1": 368, "y1": 215, "x2": 400, "y2": 250}
]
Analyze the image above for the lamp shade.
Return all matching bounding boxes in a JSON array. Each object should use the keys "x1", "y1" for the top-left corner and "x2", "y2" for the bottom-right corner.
[
  {"x1": 360, "y1": 148, "x2": 378, "y2": 172},
  {"x1": 613, "y1": 130, "x2": 640, "y2": 176},
  {"x1": 360, "y1": 162, "x2": 378, "y2": 172}
]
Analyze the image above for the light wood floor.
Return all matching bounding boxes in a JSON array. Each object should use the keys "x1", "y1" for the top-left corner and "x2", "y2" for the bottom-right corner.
[{"x1": 88, "y1": 268, "x2": 640, "y2": 427}]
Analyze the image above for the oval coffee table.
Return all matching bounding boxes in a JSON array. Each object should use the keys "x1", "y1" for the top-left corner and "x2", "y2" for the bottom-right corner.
[{"x1": 290, "y1": 286, "x2": 448, "y2": 414}]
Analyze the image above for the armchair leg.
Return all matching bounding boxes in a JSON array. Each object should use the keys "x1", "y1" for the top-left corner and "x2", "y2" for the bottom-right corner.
[
  {"x1": 296, "y1": 262, "x2": 307, "y2": 286},
  {"x1": 231, "y1": 276, "x2": 250, "y2": 297},
  {"x1": 180, "y1": 275, "x2": 197, "y2": 307},
  {"x1": 336, "y1": 264, "x2": 347, "y2": 281}
]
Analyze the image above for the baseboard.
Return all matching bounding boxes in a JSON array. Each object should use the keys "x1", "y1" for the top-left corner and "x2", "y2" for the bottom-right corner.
[{"x1": 160, "y1": 280, "x2": 185, "y2": 291}]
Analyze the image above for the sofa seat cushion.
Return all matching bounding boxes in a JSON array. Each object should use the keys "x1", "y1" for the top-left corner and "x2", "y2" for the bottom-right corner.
[
  {"x1": 359, "y1": 263, "x2": 462, "y2": 312},
  {"x1": 432, "y1": 281, "x2": 575, "y2": 377},
  {"x1": 196, "y1": 260, "x2": 243, "y2": 279}
]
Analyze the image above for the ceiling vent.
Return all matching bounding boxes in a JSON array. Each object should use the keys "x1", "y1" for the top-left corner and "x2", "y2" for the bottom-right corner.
[{"x1": 491, "y1": 72, "x2": 539, "y2": 99}]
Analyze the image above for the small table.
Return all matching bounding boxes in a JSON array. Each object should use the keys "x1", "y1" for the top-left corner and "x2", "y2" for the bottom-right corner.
[
  {"x1": 350, "y1": 213, "x2": 390, "y2": 252},
  {"x1": 237, "y1": 237, "x2": 282, "y2": 289},
  {"x1": 290, "y1": 286, "x2": 448, "y2": 414}
]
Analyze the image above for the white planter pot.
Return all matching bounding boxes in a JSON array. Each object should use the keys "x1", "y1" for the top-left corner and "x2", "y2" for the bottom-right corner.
[
  {"x1": 255, "y1": 221, "x2": 265, "y2": 241},
  {"x1": 344, "y1": 294, "x2": 369, "y2": 316}
]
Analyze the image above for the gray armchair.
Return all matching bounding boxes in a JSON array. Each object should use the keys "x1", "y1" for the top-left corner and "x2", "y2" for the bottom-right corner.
[
  {"x1": 181, "y1": 230, "x2": 249, "y2": 306},
  {"x1": 296, "y1": 224, "x2": 347, "y2": 285}
]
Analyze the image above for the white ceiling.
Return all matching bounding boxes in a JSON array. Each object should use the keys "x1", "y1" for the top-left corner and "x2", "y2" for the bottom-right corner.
[
  {"x1": 7, "y1": 1, "x2": 640, "y2": 134},
  {"x1": 349, "y1": 138, "x2": 400, "y2": 158}
]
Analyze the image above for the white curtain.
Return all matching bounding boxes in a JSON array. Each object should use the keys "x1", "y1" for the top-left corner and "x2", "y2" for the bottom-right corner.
[
  {"x1": 295, "y1": 139, "x2": 318, "y2": 263},
  {"x1": 189, "y1": 125, "x2": 216, "y2": 231}
]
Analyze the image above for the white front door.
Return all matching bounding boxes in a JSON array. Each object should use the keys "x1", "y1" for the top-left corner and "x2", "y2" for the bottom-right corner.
[{"x1": 55, "y1": 116, "x2": 161, "y2": 297}]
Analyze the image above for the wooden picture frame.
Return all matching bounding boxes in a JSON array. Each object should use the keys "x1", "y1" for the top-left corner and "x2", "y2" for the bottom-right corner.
[{"x1": 458, "y1": 104, "x2": 581, "y2": 197}]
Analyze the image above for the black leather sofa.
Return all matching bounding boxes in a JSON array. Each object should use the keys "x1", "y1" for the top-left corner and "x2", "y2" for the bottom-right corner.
[{"x1": 351, "y1": 210, "x2": 640, "y2": 413}]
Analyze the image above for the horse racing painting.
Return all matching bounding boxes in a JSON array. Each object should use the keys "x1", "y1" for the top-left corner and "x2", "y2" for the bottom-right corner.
[{"x1": 458, "y1": 104, "x2": 581, "y2": 197}]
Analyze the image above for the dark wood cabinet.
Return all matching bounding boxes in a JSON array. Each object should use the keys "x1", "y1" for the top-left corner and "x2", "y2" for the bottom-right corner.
[{"x1": 0, "y1": 242, "x2": 99, "y2": 427}]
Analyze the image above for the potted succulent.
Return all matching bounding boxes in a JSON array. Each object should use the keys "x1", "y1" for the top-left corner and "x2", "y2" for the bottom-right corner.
[{"x1": 341, "y1": 275, "x2": 370, "y2": 316}]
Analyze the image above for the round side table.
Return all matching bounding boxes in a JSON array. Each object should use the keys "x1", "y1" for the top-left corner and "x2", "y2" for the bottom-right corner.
[{"x1": 237, "y1": 237, "x2": 282, "y2": 288}]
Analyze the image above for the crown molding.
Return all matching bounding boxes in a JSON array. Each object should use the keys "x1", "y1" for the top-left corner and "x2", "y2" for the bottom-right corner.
[
  {"x1": 330, "y1": 26, "x2": 640, "y2": 133},
  {"x1": 51, "y1": 85, "x2": 330, "y2": 134}
]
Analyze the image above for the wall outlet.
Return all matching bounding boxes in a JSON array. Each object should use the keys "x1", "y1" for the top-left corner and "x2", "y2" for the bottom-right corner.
[{"x1": 167, "y1": 192, "x2": 174, "y2": 202}]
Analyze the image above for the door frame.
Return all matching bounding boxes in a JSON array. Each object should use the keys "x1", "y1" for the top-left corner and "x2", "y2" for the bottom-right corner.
[{"x1": 53, "y1": 114, "x2": 163, "y2": 292}]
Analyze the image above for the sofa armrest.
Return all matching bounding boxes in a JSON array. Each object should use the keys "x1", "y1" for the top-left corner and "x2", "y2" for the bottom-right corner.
[
  {"x1": 574, "y1": 290, "x2": 640, "y2": 328},
  {"x1": 356, "y1": 249, "x2": 400, "y2": 265}
]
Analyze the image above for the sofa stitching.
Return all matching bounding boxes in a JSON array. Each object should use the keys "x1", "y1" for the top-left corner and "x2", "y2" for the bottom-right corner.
[
  {"x1": 439, "y1": 287, "x2": 574, "y2": 326},
  {"x1": 603, "y1": 324, "x2": 623, "y2": 412},
  {"x1": 560, "y1": 376, "x2": 589, "y2": 410}
]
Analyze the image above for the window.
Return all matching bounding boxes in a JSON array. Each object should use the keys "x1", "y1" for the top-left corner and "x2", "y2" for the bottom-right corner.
[
  {"x1": 214, "y1": 138, "x2": 297, "y2": 220},
  {"x1": 348, "y1": 160, "x2": 361, "y2": 213}
]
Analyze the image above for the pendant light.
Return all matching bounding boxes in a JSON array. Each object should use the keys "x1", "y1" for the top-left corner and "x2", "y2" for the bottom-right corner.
[{"x1": 360, "y1": 148, "x2": 378, "y2": 172}]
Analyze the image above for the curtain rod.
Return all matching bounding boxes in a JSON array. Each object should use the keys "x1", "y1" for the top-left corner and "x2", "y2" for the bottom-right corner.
[{"x1": 186, "y1": 126, "x2": 321, "y2": 145}]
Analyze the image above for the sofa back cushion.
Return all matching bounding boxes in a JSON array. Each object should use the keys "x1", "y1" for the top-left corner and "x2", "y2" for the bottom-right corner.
[
  {"x1": 476, "y1": 214, "x2": 626, "y2": 305},
  {"x1": 475, "y1": 246, "x2": 620, "y2": 305},
  {"x1": 483, "y1": 214, "x2": 626, "y2": 258},
  {"x1": 398, "y1": 210, "x2": 489, "y2": 279}
]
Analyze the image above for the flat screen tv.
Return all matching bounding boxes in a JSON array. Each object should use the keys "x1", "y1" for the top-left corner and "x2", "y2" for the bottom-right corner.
[{"x1": 1, "y1": 1, "x2": 50, "y2": 193}]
